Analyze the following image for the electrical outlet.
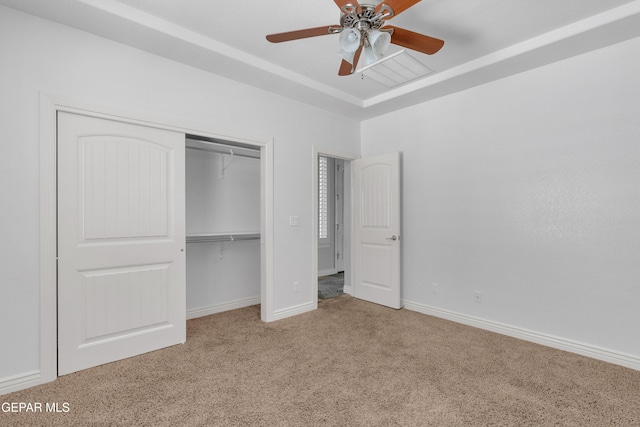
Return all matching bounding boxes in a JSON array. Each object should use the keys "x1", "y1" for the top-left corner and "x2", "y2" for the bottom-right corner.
[
  {"x1": 293, "y1": 281, "x2": 299, "y2": 293},
  {"x1": 289, "y1": 216, "x2": 299, "y2": 226},
  {"x1": 431, "y1": 283, "x2": 438, "y2": 294},
  {"x1": 474, "y1": 291, "x2": 482, "y2": 304}
]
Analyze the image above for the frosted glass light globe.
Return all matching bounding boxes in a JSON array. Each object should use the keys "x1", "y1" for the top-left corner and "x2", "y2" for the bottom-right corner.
[{"x1": 339, "y1": 28, "x2": 361, "y2": 53}]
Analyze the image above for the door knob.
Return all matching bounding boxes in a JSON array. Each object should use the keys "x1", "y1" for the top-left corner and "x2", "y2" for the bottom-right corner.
[{"x1": 386, "y1": 235, "x2": 398, "y2": 241}]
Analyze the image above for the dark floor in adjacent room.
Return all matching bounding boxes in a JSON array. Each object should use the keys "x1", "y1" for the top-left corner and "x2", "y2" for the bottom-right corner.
[{"x1": 318, "y1": 272, "x2": 344, "y2": 300}]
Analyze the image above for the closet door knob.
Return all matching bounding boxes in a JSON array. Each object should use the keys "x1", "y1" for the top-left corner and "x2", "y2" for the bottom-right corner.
[{"x1": 386, "y1": 235, "x2": 398, "y2": 241}]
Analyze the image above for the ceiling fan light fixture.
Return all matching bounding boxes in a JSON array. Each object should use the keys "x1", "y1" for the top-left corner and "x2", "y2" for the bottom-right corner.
[
  {"x1": 368, "y1": 29, "x2": 391, "y2": 55},
  {"x1": 339, "y1": 28, "x2": 362, "y2": 52},
  {"x1": 338, "y1": 48, "x2": 357, "y2": 65},
  {"x1": 265, "y1": 0, "x2": 444, "y2": 77},
  {"x1": 362, "y1": 45, "x2": 378, "y2": 66},
  {"x1": 361, "y1": 29, "x2": 391, "y2": 66}
]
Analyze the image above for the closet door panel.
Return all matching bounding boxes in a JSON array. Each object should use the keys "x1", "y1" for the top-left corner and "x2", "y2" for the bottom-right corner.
[{"x1": 58, "y1": 112, "x2": 186, "y2": 375}]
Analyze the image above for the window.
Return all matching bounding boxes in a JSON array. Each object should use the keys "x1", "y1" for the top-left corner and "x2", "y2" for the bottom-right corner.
[{"x1": 319, "y1": 156, "x2": 329, "y2": 240}]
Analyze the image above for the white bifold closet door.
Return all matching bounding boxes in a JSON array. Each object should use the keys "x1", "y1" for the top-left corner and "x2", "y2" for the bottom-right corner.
[{"x1": 57, "y1": 112, "x2": 186, "y2": 375}]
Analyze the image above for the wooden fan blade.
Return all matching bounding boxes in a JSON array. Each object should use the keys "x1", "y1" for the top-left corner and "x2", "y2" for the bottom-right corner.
[
  {"x1": 387, "y1": 25, "x2": 444, "y2": 55},
  {"x1": 338, "y1": 45, "x2": 363, "y2": 76},
  {"x1": 266, "y1": 26, "x2": 338, "y2": 43},
  {"x1": 334, "y1": 0, "x2": 360, "y2": 13},
  {"x1": 375, "y1": 0, "x2": 421, "y2": 16},
  {"x1": 338, "y1": 60, "x2": 353, "y2": 76}
]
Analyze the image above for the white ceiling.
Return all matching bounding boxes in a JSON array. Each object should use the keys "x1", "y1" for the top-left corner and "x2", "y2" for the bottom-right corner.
[{"x1": 3, "y1": 0, "x2": 640, "y2": 119}]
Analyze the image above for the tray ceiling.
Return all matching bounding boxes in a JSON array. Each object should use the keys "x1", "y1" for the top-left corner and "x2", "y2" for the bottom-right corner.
[{"x1": 2, "y1": 0, "x2": 640, "y2": 119}]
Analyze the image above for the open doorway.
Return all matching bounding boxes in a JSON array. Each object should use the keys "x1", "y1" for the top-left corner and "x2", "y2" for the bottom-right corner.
[
  {"x1": 318, "y1": 156, "x2": 344, "y2": 299},
  {"x1": 313, "y1": 148, "x2": 402, "y2": 309},
  {"x1": 314, "y1": 150, "x2": 353, "y2": 302}
]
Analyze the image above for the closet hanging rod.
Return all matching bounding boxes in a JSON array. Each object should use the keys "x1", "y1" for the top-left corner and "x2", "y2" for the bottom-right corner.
[
  {"x1": 186, "y1": 137, "x2": 260, "y2": 159},
  {"x1": 186, "y1": 233, "x2": 261, "y2": 244},
  {"x1": 185, "y1": 145, "x2": 259, "y2": 159}
]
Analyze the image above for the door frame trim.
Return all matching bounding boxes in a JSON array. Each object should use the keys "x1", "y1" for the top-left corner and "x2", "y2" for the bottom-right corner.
[
  {"x1": 311, "y1": 146, "x2": 358, "y2": 306},
  {"x1": 40, "y1": 92, "x2": 275, "y2": 384}
]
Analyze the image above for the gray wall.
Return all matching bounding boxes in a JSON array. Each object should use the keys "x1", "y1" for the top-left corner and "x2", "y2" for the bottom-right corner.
[
  {"x1": 362, "y1": 35, "x2": 640, "y2": 359},
  {"x1": 0, "y1": 6, "x2": 360, "y2": 383}
]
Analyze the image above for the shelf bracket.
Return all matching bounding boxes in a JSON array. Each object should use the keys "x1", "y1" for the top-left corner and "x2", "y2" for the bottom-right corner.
[
  {"x1": 219, "y1": 149, "x2": 235, "y2": 180},
  {"x1": 219, "y1": 235, "x2": 234, "y2": 259}
]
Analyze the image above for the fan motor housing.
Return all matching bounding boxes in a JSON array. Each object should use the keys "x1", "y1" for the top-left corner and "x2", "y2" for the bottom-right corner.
[{"x1": 340, "y1": 3, "x2": 391, "y2": 31}]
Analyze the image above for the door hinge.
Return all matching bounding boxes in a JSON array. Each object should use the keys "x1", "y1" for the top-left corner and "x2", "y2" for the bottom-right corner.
[{"x1": 336, "y1": 252, "x2": 341, "y2": 259}]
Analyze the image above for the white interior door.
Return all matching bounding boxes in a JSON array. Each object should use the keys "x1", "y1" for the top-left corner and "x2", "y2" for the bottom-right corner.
[
  {"x1": 353, "y1": 152, "x2": 401, "y2": 309},
  {"x1": 57, "y1": 112, "x2": 186, "y2": 375}
]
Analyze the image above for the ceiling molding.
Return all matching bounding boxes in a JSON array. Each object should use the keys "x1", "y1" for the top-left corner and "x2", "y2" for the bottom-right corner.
[
  {"x1": 364, "y1": 0, "x2": 640, "y2": 109},
  {"x1": 354, "y1": 1, "x2": 640, "y2": 119},
  {"x1": 77, "y1": 0, "x2": 365, "y2": 107},
  {"x1": 3, "y1": 0, "x2": 640, "y2": 120}
]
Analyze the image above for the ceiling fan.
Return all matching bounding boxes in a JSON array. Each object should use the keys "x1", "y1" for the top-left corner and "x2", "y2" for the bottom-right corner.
[{"x1": 266, "y1": 0, "x2": 444, "y2": 76}]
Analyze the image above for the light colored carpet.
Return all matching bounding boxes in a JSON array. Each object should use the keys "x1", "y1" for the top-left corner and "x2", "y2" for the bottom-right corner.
[{"x1": 3, "y1": 295, "x2": 640, "y2": 426}]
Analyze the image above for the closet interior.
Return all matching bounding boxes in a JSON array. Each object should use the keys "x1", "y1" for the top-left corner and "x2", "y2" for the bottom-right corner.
[{"x1": 185, "y1": 137, "x2": 261, "y2": 318}]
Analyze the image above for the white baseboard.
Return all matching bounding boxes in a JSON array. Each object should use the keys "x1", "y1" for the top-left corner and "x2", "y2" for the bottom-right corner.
[
  {"x1": 343, "y1": 284, "x2": 353, "y2": 295},
  {"x1": 187, "y1": 296, "x2": 261, "y2": 320},
  {"x1": 0, "y1": 370, "x2": 42, "y2": 396},
  {"x1": 402, "y1": 300, "x2": 640, "y2": 372},
  {"x1": 318, "y1": 268, "x2": 338, "y2": 277},
  {"x1": 272, "y1": 301, "x2": 316, "y2": 321}
]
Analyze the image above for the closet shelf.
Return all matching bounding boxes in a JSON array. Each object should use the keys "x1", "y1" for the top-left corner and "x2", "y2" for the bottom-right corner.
[{"x1": 186, "y1": 232, "x2": 260, "y2": 244}]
